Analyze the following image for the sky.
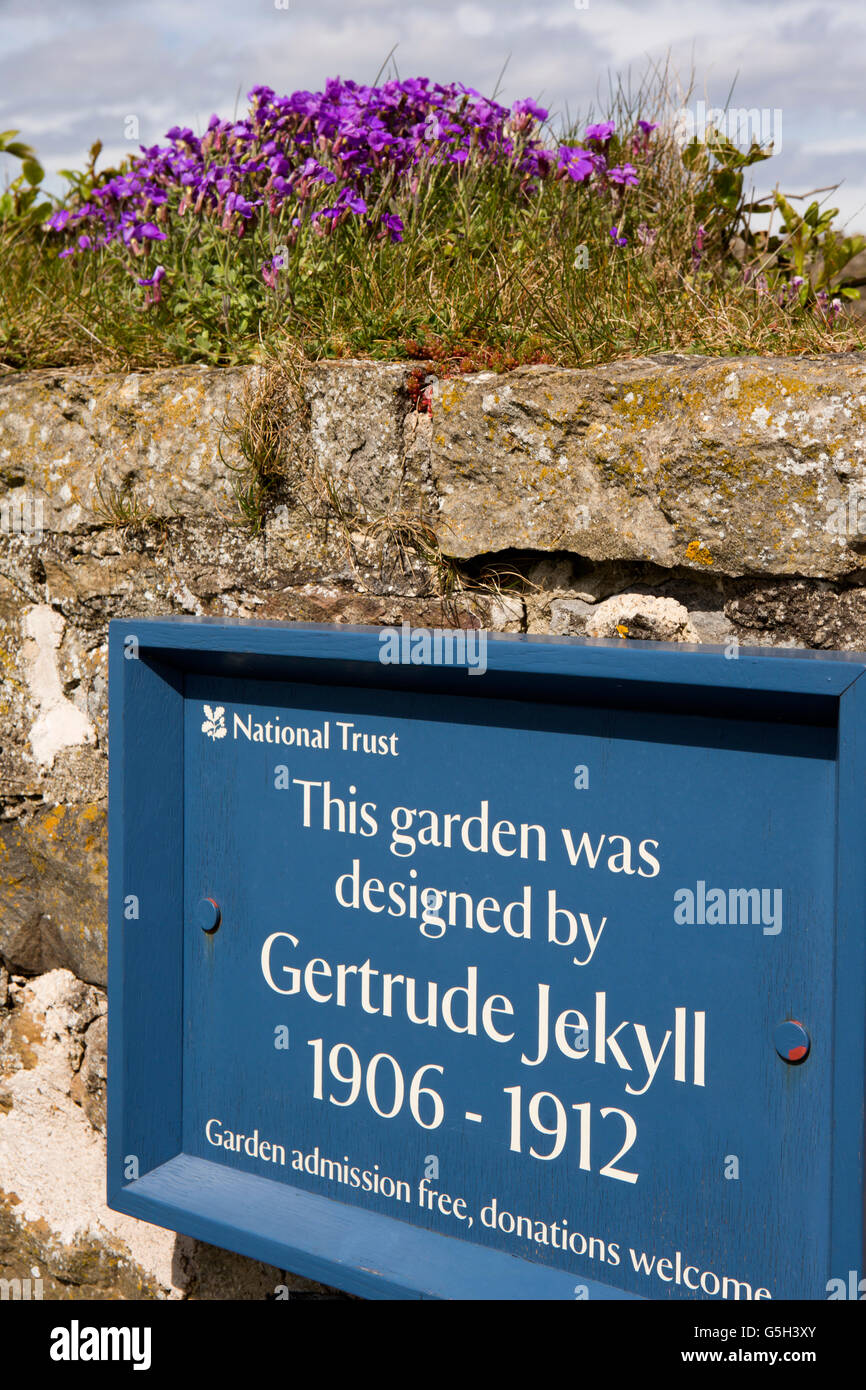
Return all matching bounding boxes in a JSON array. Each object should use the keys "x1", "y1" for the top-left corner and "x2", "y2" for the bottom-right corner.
[{"x1": 1, "y1": 0, "x2": 864, "y2": 230}]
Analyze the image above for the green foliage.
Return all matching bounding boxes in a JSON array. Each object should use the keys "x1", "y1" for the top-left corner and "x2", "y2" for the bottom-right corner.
[
  {"x1": 0, "y1": 129, "x2": 52, "y2": 227},
  {"x1": 675, "y1": 122, "x2": 863, "y2": 313},
  {"x1": 763, "y1": 192, "x2": 865, "y2": 300},
  {"x1": 682, "y1": 128, "x2": 774, "y2": 256}
]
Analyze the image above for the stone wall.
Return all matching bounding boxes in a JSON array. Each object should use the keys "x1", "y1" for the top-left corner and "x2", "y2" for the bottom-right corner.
[{"x1": 2, "y1": 351, "x2": 866, "y2": 1296}]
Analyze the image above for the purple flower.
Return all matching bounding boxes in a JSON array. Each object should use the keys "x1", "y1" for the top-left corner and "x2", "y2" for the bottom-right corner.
[
  {"x1": 367, "y1": 125, "x2": 393, "y2": 152},
  {"x1": 608, "y1": 163, "x2": 639, "y2": 187},
  {"x1": 780, "y1": 274, "x2": 806, "y2": 306},
  {"x1": 631, "y1": 120, "x2": 658, "y2": 157},
  {"x1": 298, "y1": 157, "x2": 337, "y2": 185},
  {"x1": 557, "y1": 145, "x2": 594, "y2": 182},
  {"x1": 136, "y1": 264, "x2": 166, "y2": 305},
  {"x1": 814, "y1": 289, "x2": 843, "y2": 320},
  {"x1": 381, "y1": 212, "x2": 404, "y2": 242},
  {"x1": 609, "y1": 226, "x2": 628, "y2": 247},
  {"x1": 136, "y1": 265, "x2": 166, "y2": 286},
  {"x1": 225, "y1": 191, "x2": 256, "y2": 218},
  {"x1": 585, "y1": 121, "x2": 615, "y2": 145},
  {"x1": 512, "y1": 98, "x2": 548, "y2": 122}
]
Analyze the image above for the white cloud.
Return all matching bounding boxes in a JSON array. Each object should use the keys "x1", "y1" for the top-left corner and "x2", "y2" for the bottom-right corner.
[
  {"x1": 456, "y1": 5, "x2": 495, "y2": 37},
  {"x1": 801, "y1": 136, "x2": 866, "y2": 158}
]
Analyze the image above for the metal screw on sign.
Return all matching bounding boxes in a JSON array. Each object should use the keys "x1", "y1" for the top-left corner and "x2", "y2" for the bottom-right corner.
[
  {"x1": 196, "y1": 897, "x2": 221, "y2": 933},
  {"x1": 773, "y1": 1019, "x2": 810, "y2": 1063}
]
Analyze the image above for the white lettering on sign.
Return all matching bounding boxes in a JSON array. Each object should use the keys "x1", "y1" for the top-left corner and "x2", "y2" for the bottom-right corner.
[
  {"x1": 202, "y1": 736, "x2": 801, "y2": 1300},
  {"x1": 259, "y1": 936, "x2": 705, "y2": 1097}
]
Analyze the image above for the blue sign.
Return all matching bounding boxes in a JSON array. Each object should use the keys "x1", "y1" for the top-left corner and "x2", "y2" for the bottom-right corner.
[{"x1": 108, "y1": 620, "x2": 866, "y2": 1300}]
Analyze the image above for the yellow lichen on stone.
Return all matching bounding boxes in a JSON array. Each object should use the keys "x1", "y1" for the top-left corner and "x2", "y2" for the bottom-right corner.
[
  {"x1": 42, "y1": 805, "x2": 66, "y2": 837},
  {"x1": 686, "y1": 539, "x2": 714, "y2": 565}
]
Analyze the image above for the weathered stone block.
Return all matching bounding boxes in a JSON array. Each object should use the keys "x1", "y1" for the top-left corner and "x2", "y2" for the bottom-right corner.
[
  {"x1": 0, "y1": 365, "x2": 251, "y2": 533},
  {"x1": 0, "y1": 805, "x2": 107, "y2": 986},
  {"x1": 430, "y1": 356, "x2": 866, "y2": 578}
]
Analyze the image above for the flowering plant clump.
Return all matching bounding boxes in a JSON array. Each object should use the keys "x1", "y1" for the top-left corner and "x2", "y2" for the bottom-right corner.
[
  {"x1": 42, "y1": 78, "x2": 649, "y2": 296},
  {"x1": 3, "y1": 69, "x2": 863, "y2": 371}
]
